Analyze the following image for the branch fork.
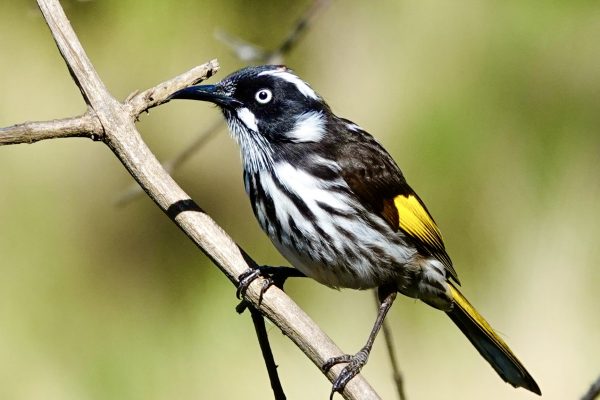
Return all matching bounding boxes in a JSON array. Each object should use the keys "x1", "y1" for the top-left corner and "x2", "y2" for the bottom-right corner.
[{"x1": 0, "y1": 1, "x2": 380, "y2": 399}]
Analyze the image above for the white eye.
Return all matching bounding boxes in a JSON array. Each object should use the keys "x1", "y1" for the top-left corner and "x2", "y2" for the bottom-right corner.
[{"x1": 255, "y1": 89, "x2": 273, "y2": 104}]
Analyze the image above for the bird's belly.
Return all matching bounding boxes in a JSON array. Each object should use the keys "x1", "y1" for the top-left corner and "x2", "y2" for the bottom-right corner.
[
  {"x1": 271, "y1": 237, "x2": 372, "y2": 289},
  {"x1": 260, "y1": 211, "x2": 416, "y2": 290},
  {"x1": 246, "y1": 168, "x2": 417, "y2": 290}
]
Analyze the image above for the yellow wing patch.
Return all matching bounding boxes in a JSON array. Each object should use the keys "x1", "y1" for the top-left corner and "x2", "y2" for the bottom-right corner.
[
  {"x1": 394, "y1": 194, "x2": 443, "y2": 250},
  {"x1": 394, "y1": 194, "x2": 459, "y2": 282}
]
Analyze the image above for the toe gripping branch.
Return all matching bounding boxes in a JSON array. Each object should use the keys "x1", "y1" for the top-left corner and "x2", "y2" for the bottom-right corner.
[
  {"x1": 234, "y1": 265, "x2": 303, "y2": 400},
  {"x1": 235, "y1": 266, "x2": 306, "y2": 313},
  {"x1": 322, "y1": 285, "x2": 398, "y2": 399}
]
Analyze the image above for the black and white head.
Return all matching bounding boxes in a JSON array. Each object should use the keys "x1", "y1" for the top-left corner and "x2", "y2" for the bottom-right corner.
[{"x1": 171, "y1": 65, "x2": 332, "y2": 173}]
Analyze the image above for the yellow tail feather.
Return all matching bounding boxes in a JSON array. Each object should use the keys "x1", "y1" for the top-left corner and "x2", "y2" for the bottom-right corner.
[{"x1": 447, "y1": 282, "x2": 541, "y2": 395}]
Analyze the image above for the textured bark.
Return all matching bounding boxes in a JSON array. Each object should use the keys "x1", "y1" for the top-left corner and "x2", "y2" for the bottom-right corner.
[{"x1": 0, "y1": 1, "x2": 382, "y2": 399}]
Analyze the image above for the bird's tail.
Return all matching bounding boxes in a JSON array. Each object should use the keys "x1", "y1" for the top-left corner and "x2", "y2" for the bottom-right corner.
[{"x1": 446, "y1": 282, "x2": 541, "y2": 395}]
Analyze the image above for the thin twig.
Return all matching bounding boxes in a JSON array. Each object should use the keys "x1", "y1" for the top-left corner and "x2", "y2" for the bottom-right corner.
[
  {"x1": 582, "y1": 374, "x2": 600, "y2": 400},
  {"x1": 269, "y1": 0, "x2": 332, "y2": 63},
  {"x1": 19, "y1": 1, "x2": 381, "y2": 398},
  {"x1": 248, "y1": 304, "x2": 287, "y2": 400},
  {"x1": 126, "y1": 63, "x2": 218, "y2": 117},
  {"x1": 216, "y1": 0, "x2": 332, "y2": 64},
  {"x1": 374, "y1": 291, "x2": 407, "y2": 400},
  {"x1": 214, "y1": 30, "x2": 267, "y2": 62},
  {"x1": 0, "y1": 112, "x2": 102, "y2": 146}
]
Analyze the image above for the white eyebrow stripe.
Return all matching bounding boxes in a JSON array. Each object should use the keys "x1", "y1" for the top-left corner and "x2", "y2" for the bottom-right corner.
[{"x1": 258, "y1": 70, "x2": 319, "y2": 100}]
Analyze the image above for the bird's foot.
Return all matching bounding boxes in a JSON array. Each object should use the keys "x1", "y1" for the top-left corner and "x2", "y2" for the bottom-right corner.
[
  {"x1": 322, "y1": 347, "x2": 371, "y2": 399},
  {"x1": 236, "y1": 265, "x2": 304, "y2": 303}
]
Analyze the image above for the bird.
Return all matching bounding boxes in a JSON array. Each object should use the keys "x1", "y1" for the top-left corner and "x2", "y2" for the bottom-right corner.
[{"x1": 170, "y1": 65, "x2": 541, "y2": 397}]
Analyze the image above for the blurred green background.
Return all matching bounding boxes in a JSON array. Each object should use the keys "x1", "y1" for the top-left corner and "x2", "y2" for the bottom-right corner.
[{"x1": 1, "y1": 1, "x2": 599, "y2": 399}]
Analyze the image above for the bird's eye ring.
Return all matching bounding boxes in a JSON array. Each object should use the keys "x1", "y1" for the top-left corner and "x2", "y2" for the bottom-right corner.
[{"x1": 255, "y1": 89, "x2": 273, "y2": 104}]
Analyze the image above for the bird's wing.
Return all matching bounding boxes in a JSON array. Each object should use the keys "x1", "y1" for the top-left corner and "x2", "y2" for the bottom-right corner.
[{"x1": 335, "y1": 126, "x2": 459, "y2": 283}]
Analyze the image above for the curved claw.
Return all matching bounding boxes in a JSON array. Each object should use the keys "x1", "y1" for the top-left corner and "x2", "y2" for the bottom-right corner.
[
  {"x1": 235, "y1": 268, "x2": 264, "y2": 299},
  {"x1": 236, "y1": 266, "x2": 304, "y2": 303},
  {"x1": 236, "y1": 267, "x2": 281, "y2": 304},
  {"x1": 323, "y1": 349, "x2": 370, "y2": 399},
  {"x1": 259, "y1": 276, "x2": 276, "y2": 302},
  {"x1": 322, "y1": 354, "x2": 353, "y2": 372}
]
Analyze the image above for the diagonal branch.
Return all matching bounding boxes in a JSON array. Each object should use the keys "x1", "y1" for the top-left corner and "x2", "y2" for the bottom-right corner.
[
  {"x1": 38, "y1": 0, "x2": 110, "y2": 107},
  {"x1": 10, "y1": 0, "x2": 383, "y2": 399}
]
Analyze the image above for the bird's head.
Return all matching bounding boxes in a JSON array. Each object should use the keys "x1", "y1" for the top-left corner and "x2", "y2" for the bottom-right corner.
[{"x1": 171, "y1": 65, "x2": 331, "y2": 171}]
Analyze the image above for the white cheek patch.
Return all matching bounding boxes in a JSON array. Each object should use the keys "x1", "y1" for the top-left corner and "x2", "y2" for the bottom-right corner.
[
  {"x1": 287, "y1": 111, "x2": 325, "y2": 142},
  {"x1": 258, "y1": 70, "x2": 319, "y2": 100},
  {"x1": 236, "y1": 107, "x2": 258, "y2": 132}
]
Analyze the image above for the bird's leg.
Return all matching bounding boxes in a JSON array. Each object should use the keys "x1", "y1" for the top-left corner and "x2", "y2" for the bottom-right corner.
[
  {"x1": 323, "y1": 285, "x2": 397, "y2": 399},
  {"x1": 236, "y1": 265, "x2": 306, "y2": 302}
]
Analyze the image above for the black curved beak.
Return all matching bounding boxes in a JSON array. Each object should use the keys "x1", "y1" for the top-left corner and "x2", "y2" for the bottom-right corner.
[{"x1": 170, "y1": 84, "x2": 242, "y2": 109}]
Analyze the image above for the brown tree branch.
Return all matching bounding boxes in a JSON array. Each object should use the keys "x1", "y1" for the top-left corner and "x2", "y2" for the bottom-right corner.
[
  {"x1": 116, "y1": 4, "x2": 334, "y2": 393},
  {"x1": 0, "y1": 61, "x2": 218, "y2": 148},
  {"x1": 0, "y1": 0, "x2": 383, "y2": 399},
  {"x1": 126, "y1": 63, "x2": 218, "y2": 117},
  {"x1": 0, "y1": 113, "x2": 102, "y2": 145}
]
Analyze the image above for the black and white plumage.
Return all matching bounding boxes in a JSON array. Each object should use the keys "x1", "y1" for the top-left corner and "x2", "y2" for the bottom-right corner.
[{"x1": 171, "y1": 65, "x2": 540, "y2": 397}]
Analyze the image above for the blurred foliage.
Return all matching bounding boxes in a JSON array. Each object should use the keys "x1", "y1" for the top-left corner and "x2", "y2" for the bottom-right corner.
[{"x1": 1, "y1": 1, "x2": 599, "y2": 399}]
